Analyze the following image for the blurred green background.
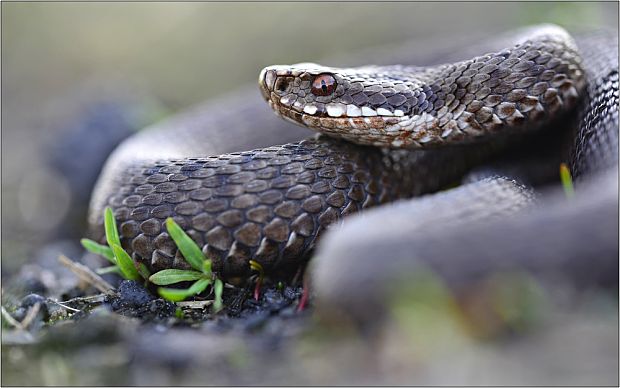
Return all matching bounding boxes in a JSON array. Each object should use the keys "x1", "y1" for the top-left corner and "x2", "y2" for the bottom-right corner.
[{"x1": 2, "y1": 2, "x2": 618, "y2": 276}]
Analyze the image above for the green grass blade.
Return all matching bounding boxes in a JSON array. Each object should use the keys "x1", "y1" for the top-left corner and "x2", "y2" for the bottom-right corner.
[
  {"x1": 104, "y1": 207, "x2": 121, "y2": 248},
  {"x1": 559, "y1": 163, "x2": 574, "y2": 199},
  {"x1": 213, "y1": 278, "x2": 224, "y2": 313},
  {"x1": 80, "y1": 238, "x2": 116, "y2": 264},
  {"x1": 158, "y1": 278, "x2": 211, "y2": 302},
  {"x1": 203, "y1": 259, "x2": 212, "y2": 274},
  {"x1": 187, "y1": 277, "x2": 211, "y2": 294},
  {"x1": 157, "y1": 288, "x2": 194, "y2": 302},
  {"x1": 95, "y1": 265, "x2": 122, "y2": 275},
  {"x1": 137, "y1": 263, "x2": 151, "y2": 281},
  {"x1": 111, "y1": 244, "x2": 140, "y2": 280},
  {"x1": 250, "y1": 260, "x2": 264, "y2": 277},
  {"x1": 165, "y1": 218, "x2": 205, "y2": 272},
  {"x1": 149, "y1": 269, "x2": 204, "y2": 285}
]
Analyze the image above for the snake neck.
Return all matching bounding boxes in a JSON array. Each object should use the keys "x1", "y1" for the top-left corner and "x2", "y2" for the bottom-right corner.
[{"x1": 260, "y1": 24, "x2": 585, "y2": 149}]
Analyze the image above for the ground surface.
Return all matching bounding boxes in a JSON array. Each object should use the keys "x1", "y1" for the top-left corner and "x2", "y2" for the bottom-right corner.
[{"x1": 1, "y1": 242, "x2": 618, "y2": 385}]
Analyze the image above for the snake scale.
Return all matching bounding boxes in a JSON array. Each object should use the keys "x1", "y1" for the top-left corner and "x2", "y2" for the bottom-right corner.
[{"x1": 89, "y1": 25, "x2": 618, "y2": 290}]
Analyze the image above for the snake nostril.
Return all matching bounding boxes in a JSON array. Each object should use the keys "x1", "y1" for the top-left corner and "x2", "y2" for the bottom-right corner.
[
  {"x1": 274, "y1": 77, "x2": 293, "y2": 95},
  {"x1": 311, "y1": 74, "x2": 337, "y2": 96}
]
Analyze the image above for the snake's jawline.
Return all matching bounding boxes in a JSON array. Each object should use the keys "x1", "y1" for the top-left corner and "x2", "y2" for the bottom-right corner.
[
  {"x1": 271, "y1": 84, "x2": 583, "y2": 150},
  {"x1": 274, "y1": 91, "x2": 582, "y2": 153}
]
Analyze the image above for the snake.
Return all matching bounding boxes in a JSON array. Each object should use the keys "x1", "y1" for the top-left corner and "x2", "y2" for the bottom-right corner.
[{"x1": 88, "y1": 24, "x2": 618, "y2": 296}]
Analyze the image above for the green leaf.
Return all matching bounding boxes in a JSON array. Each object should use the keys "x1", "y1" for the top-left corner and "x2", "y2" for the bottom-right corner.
[
  {"x1": 158, "y1": 278, "x2": 211, "y2": 302},
  {"x1": 165, "y1": 218, "x2": 205, "y2": 272},
  {"x1": 158, "y1": 288, "x2": 191, "y2": 302},
  {"x1": 104, "y1": 207, "x2": 121, "y2": 248},
  {"x1": 249, "y1": 260, "x2": 264, "y2": 277},
  {"x1": 213, "y1": 278, "x2": 224, "y2": 313},
  {"x1": 80, "y1": 238, "x2": 116, "y2": 264},
  {"x1": 559, "y1": 163, "x2": 574, "y2": 199},
  {"x1": 203, "y1": 259, "x2": 212, "y2": 274},
  {"x1": 188, "y1": 277, "x2": 211, "y2": 294},
  {"x1": 149, "y1": 269, "x2": 204, "y2": 285},
  {"x1": 95, "y1": 265, "x2": 122, "y2": 275},
  {"x1": 137, "y1": 263, "x2": 151, "y2": 281},
  {"x1": 111, "y1": 244, "x2": 140, "y2": 280}
]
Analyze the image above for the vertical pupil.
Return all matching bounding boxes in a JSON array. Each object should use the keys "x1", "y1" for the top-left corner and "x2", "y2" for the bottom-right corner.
[{"x1": 311, "y1": 74, "x2": 337, "y2": 96}]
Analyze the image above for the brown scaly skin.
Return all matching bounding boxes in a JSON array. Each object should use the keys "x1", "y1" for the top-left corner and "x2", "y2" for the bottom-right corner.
[
  {"x1": 259, "y1": 25, "x2": 585, "y2": 149},
  {"x1": 312, "y1": 31, "x2": 619, "y2": 322},
  {"x1": 88, "y1": 25, "x2": 609, "y2": 282},
  {"x1": 100, "y1": 136, "x2": 487, "y2": 280}
]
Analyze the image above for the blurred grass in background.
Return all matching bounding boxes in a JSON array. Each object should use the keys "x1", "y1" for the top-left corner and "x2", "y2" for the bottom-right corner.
[{"x1": 1, "y1": 2, "x2": 617, "y2": 275}]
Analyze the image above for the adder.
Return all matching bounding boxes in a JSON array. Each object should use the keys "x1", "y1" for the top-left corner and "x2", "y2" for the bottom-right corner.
[{"x1": 88, "y1": 25, "x2": 618, "y2": 311}]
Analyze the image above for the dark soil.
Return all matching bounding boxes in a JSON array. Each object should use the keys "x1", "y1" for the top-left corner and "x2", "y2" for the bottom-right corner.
[
  {"x1": 1, "y1": 243, "x2": 320, "y2": 385},
  {"x1": 2, "y1": 240, "x2": 618, "y2": 386}
]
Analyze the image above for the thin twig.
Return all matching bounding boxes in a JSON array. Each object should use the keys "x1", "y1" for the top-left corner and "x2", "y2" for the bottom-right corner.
[
  {"x1": 19, "y1": 303, "x2": 41, "y2": 330},
  {"x1": 58, "y1": 254, "x2": 115, "y2": 294},
  {"x1": 57, "y1": 293, "x2": 111, "y2": 311},
  {"x1": 49, "y1": 300, "x2": 81, "y2": 313},
  {"x1": 1, "y1": 303, "x2": 41, "y2": 331},
  {"x1": 291, "y1": 265, "x2": 304, "y2": 286},
  {"x1": 176, "y1": 300, "x2": 213, "y2": 309},
  {"x1": 1, "y1": 305, "x2": 22, "y2": 328}
]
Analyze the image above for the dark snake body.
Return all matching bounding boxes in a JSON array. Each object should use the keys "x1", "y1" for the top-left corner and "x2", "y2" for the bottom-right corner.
[
  {"x1": 313, "y1": 29, "x2": 618, "y2": 317},
  {"x1": 91, "y1": 129, "x2": 490, "y2": 279},
  {"x1": 89, "y1": 26, "x2": 618, "y2": 284}
]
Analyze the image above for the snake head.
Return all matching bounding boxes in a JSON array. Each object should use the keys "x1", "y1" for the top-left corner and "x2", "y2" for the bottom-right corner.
[
  {"x1": 259, "y1": 62, "x2": 435, "y2": 147},
  {"x1": 259, "y1": 62, "x2": 348, "y2": 116},
  {"x1": 259, "y1": 26, "x2": 585, "y2": 150}
]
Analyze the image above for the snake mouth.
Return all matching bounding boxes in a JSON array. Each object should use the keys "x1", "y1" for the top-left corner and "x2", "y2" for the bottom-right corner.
[
  {"x1": 259, "y1": 64, "x2": 413, "y2": 124},
  {"x1": 259, "y1": 65, "x2": 430, "y2": 148},
  {"x1": 270, "y1": 101, "x2": 433, "y2": 148},
  {"x1": 260, "y1": 67, "x2": 403, "y2": 120}
]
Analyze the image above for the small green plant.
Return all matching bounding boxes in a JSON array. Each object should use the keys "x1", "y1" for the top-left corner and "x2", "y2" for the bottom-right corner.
[
  {"x1": 81, "y1": 207, "x2": 150, "y2": 281},
  {"x1": 148, "y1": 218, "x2": 224, "y2": 311},
  {"x1": 559, "y1": 163, "x2": 574, "y2": 199},
  {"x1": 81, "y1": 208, "x2": 224, "y2": 311}
]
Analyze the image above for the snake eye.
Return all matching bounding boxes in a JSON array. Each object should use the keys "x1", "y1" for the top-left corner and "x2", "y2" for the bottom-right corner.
[{"x1": 311, "y1": 74, "x2": 337, "y2": 96}]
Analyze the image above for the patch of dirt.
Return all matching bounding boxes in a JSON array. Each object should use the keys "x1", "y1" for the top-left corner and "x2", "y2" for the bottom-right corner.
[
  {"x1": 2, "y1": 242, "x2": 617, "y2": 386},
  {"x1": 1, "y1": 242, "x2": 319, "y2": 385}
]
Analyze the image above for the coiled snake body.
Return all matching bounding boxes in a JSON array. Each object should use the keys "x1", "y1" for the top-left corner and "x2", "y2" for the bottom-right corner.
[{"x1": 89, "y1": 25, "x2": 618, "y2": 292}]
